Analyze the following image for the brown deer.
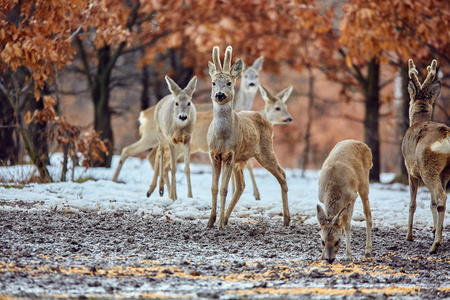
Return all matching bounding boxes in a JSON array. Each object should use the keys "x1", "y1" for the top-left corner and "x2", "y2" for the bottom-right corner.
[
  {"x1": 402, "y1": 59, "x2": 449, "y2": 254},
  {"x1": 146, "y1": 83, "x2": 294, "y2": 199},
  {"x1": 316, "y1": 140, "x2": 373, "y2": 264},
  {"x1": 207, "y1": 45, "x2": 289, "y2": 229},
  {"x1": 194, "y1": 56, "x2": 264, "y2": 112},
  {"x1": 153, "y1": 75, "x2": 197, "y2": 200}
]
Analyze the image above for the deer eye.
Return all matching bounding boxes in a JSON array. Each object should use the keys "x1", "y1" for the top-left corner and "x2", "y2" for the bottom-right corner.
[
  {"x1": 187, "y1": 102, "x2": 191, "y2": 106},
  {"x1": 275, "y1": 107, "x2": 281, "y2": 111},
  {"x1": 321, "y1": 241, "x2": 325, "y2": 246},
  {"x1": 334, "y1": 241, "x2": 339, "y2": 247},
  {"x1": 212, "y1": 82, "x2": 216, "y2": 86},
  {"x1": 227, "y1": 82, "x2": 232, "y2": 86},
  {"x1": 175, "y1": 102, "x2": 179, "y2": 106}
]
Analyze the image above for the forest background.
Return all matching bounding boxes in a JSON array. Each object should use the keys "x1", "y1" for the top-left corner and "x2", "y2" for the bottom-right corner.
[{"x1": 0, "y1": 0, "x2": 449, "y2": 183}]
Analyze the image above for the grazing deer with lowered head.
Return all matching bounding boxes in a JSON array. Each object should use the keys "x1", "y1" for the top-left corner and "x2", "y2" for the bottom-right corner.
[
  {"x1": 402, "y1": 59, "x2": 449, "y2": 255},
  {"x1": 317, "y1": 139, "x2": 373, "y2": 264},
  {"x1": 154, "y1": 75, "x2": 197, "y2": 200},
  {"x1": 207, "y1": 45, "x2": 289, "y2": 229},
  {"x1": 147, "y1": 83, "x2": 294, "y2": 199}
]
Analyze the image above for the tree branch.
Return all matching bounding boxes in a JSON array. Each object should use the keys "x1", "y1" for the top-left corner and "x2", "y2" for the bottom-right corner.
[{"x1": 75, "y1": 35, "x2": 93, "y2": 93}]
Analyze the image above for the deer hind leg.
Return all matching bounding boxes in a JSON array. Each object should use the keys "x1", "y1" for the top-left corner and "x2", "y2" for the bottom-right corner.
[
  {"x1": 147, "y1": 147, "x2": 160, "y2": 197},
  {"x1": 423, "y1": 177, "x2": 447, "y2": 254},
  {"x1": 225, "y1": 163, "x2": 246, "y2": 226},
  {"x1": 359, "y1": 185, "x2": 372, "y2": 257},
  {"x1": 255, "y1": 151, "x2": 290, "y2": 226},
  {"x1": 208, "y1": 153, "x2": 222, "y2": 228},
  {"x1": 219, "y1": 153, "x2": 235, "y2": 229},
  {"x1": 113, "y1": 139, "x2": 151, "y2": 182},
  {"x1": 406, "y1": 176, "x2": 419, "y2": 241},
  {"x1": 246, "y1": 160, "x2": 260, "y2": 200}
]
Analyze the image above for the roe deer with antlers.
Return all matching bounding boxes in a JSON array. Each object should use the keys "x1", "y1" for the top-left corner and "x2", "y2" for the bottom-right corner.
[
  {"x1": 194, "y1": 56, "x2": 264, "y2": 112},
  {"x1": 153, "y1": 75, "x2": 197, "y2": 200},
  {"x1": 402, "y1": 59, "x2": 449, "y2": 254},
  {"x1": 207, "y1": 45, "x2": 289, "y2": 229},
  {"x1": 146, "y1": 83, "x2": 294, "y2": 199},
  {"x1": 317, "y1": 139, "x2": 373, "y2": 264}
]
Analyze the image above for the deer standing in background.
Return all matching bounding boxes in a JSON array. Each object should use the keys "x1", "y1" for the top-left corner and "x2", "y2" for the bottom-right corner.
[
  {"x1": 146, "y1": 83, "x2": 294, "y2": 199},
  {"x1": 317, "y1": 139, "x2": 373, "y2": 264},
  {"x1": 402, "y1": 59, "x2": 449, "y2": 254},
  {"x1": 153, "y1": 75, "x2": 197, "y2": 200},
  {"x1": 207, "y1": 45, "x2": 289, "y2": 229}
]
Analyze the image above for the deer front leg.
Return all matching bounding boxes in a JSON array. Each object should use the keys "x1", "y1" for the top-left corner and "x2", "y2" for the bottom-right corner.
[
  {"x1": 219, "y1": 153, "x2": 235, "y2": 229},
  {"x1": 168, "y1": 142, "x2": 177, "y2": 201},
  {"x1": 360, "y1": 189, "x2": 372, "y2": 257},
  {"x1": 159, "y1": 144, "x2": 165, "y2": 197},
  {"x1": 184, "y1": 141, "x2": 193, "y2": 198},
  {"x1": 344, "y1": 203, "x2": 354, "y2": 261},
  {"x1": 246, "y1": 160, "x2": 260, "y2": 200},
  {"x1": 406, "y1": 176, "x2": 419, "y2": 241},
  {"x1": 208, "y1": 154, "x2": 221, "y2": 228}
]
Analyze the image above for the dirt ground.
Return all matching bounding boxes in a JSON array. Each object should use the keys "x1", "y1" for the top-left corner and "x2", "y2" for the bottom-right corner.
[{"x1": 1, "y1": 203, "x2": 450, "y2": 299}]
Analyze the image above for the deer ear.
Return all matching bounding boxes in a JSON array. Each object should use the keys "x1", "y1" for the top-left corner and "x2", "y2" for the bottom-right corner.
[
  {"x1": 165, "y1": 75, "x2": 182, "y2": 96},
  {"x1": 231, "y1": 58, "x2": 243, "y2": 78},
  {"x1": 253, "y1": 56, "x2": 264, "y2": 71},
  {"x1": 184, "y1": 76, "x2": 197, "y2": 97},
  {"x1": 317, "y1": 205, "x2": 328, "y2": 227},
  {"x1": 332, "y1": 205, "x2": 348, "y2": 226},
  {"x1": 407, "y1": 80, "x2": 416, "y2": 99},
  {"x1": 277, "y1": 86, "x2": 293, "y2": 103},
  {"x1": 208, "y1": 61, "x2": 216, "y2": 77},
  {"x1": 430, "y1": 80, "x2": 441, "y2": 99},
  {"x1": 259, "y1": 85, "x2": 270, "y2": 102}
]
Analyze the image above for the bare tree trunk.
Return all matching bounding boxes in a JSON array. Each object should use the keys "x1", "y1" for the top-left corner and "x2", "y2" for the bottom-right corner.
[
  {"x1": 300, "y1": 65, "x2": 315, "y2": 177},
  {"x1": 364, "y1": 58, "x2": 380, "y2": 182},
  {"x1": 0, "y1": 92, "x2": 19, "y2": 165},
  {"x1": 391, "y1": 63, "x2": 409, "y2": 183}
]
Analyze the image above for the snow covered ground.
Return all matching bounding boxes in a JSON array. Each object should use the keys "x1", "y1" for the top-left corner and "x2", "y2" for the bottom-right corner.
[{"x1": 0, "y1": 154, "x2": 446, "y2": 232}]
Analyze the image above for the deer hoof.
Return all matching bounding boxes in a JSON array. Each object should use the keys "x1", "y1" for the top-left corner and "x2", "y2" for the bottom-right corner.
[
  {"x1": 146, "y1": 191, "x2": 151, "y2": 198},
  {"x1": 159, "y1": 189, "x2": 164, "y2": 197},
  {"x1": 429, "y1": 242, "x2": 440, "y2": 255}
]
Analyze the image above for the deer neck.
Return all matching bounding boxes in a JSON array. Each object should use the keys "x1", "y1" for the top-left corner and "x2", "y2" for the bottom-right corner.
[
  {"x1": 212, "y1": 101, "x2": 234, "y2": 138},
  {"x1": 234, "y1": 87, "x2": 257, "y2": 111},
  {"x1": 409, "y1": 102, "x2": 433, "y2": 126}
]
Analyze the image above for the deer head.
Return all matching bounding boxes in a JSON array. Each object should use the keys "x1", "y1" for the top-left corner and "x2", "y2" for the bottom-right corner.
[
  {"x1": 259, "y1": 84, "x2": 293, "y2": 125},
  {"x1": 317, "y1": 204, "x2": 350, "y2": 264},
  {"x1": 208, "y1": 46, "x2": 243, "y2": 105},
  {"x1": 241, "y1": 56, "x2": 264, "y2": 93},
  {"x1": 165, "y1": 75, "x2": 197, "y2": 126},
  {"x1": 407, "y1": 59, "x2": 441, "y2": 125}
]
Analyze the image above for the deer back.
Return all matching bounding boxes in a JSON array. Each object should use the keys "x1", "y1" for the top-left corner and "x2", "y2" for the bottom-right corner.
[{"x1": 319, "y1": 140, "x2": 372, "y2": 216}]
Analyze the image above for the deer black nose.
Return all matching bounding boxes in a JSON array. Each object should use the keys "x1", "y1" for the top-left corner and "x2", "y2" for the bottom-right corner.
[
  {"x1": 326, "y1": 258, "x2": 335, "y2": 264},
  {"x1": 215, "y1": 92, "x2": 226, "y2": 101},
  {"x1": 285, "y1": 117, "x2": 293, "y2": 124},
  {"x1": 249, "y1": 83, "x2": 255, "y2": 87},
  {"x1": 179, "y1": 115, "x2": 187, "y2": 121}
]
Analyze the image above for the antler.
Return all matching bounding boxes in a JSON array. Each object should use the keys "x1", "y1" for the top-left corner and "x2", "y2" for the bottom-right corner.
[
  {"x1": 223, "y1": 46, "x2": 232, "y2": 73},
  {"x1": 212, "y1": 46, "x2": 222, "y2": 73},
  {"x1": 408, "y1": 59, "x2": 421, "y2": 89},
  {"x1": 422, "y1": 59, "x2": 437, "y2": 89}
]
